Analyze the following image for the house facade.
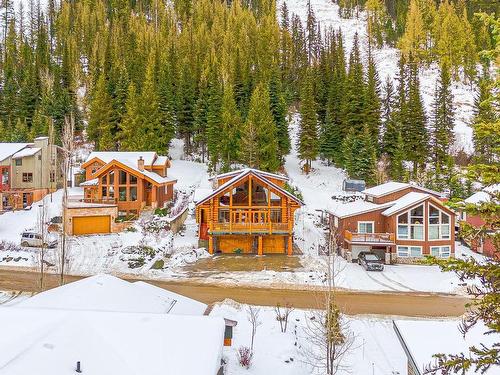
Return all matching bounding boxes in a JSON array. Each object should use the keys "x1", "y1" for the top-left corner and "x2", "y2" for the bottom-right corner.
[
  {"x1": 460, "y1": 185, "x2": 499, "y2": 259},
  {"x1": 67, "y1": 151, "x2": 176, "y2": 235},
  {"x1": 194, "y1": 169, "x2": 303, "y2": 255},
  {"x1": 328, "y1": 182, "x2": 455, "y2": 263},
  {"x1": 0, "y1": 137, "x2": 63, "y2": 210}
]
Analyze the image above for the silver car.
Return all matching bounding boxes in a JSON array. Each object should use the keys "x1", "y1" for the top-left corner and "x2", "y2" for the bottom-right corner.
[{"x1": 20, "y1": 231, "x2": 58, "y2": 248}]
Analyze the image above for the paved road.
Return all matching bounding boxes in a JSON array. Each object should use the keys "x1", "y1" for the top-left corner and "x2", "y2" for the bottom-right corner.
[{"x1": 0, "y1": 267, "x2": 468, "y2": 317}]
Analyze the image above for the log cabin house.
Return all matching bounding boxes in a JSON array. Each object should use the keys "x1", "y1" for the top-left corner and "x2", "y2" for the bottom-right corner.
[
  {"x1": 194, "y1": 169, "x2": 303, "y2": 255},
  {"x1": 328, "y1": 181, "x2": 455, "y2": 263},
  {"x1": 66, "y1": 152, "x2": 176, "y2": 235}
]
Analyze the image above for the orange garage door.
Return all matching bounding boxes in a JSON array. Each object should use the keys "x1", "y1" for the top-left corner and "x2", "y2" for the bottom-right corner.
[{"x1": 73, "y1": 216, "x2": 111, "y2": 235}]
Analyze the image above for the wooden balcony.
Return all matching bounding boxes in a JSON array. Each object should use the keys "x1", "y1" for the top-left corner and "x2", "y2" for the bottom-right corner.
[
  {"x1": 212, "y1": 222, "x2": 289, "y2": 235},
  {"x1": 345, "y1": 230, "x2": 395, "y2": 244},
  {"x1": 82, "y1": 197, "x2": 118, "y2": 204}
]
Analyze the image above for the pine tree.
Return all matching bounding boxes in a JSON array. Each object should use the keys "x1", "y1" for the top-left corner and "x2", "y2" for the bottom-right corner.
[
  {"x1": 472, "y1": 77, "x2": 497, "y2": 164},
  {"x1": 365, "y1": 47, "x2": 382, "y2": 152},
  {"x1": 219, "y1": 83, "x2": 242, "y2": 172},
  {"x1": 402, "y1": 57, "x2": 428, "y2": 175},
  {"x1": 342, "y1": 33, "x2": 365, "y2": 134},
  {"x1": 269, "y1": 70, "x2": 290, "y2": 161},
  {"x1": 389, "y1": 130, "x2": 405, "y2": 180},
  {"x1": 241, "y1": 83, "x2": 279, "y2": 172},
  {"x1": 88, "y1": 74, "x2": 115, "y2": 150},
  {"x1": 399, "y1": 0, "x2": 427, "y2": 63},
  {"x1": 298, "y1": 70, "x2": 319, "y2": 173},
  {"x1": 120, "y1": 83, "x2": 142, "y2": 151},
  {"x1": 158, "y1": 58, "x2": 176, "y2": 153},
  {"x1": 206, "y1": 70, "x2": 223, "y2": 170},
  {"x1": 431, "y1": 65, "x2": 455, "y2": 182}
]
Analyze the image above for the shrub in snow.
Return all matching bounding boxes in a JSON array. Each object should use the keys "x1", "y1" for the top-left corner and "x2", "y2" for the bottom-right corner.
[
  {"x1": 237, "y1": 346, "x2": 253, "y2": 369},
  {"x1": 0, "y1": 241, "x2": 22, "y2": 252}
]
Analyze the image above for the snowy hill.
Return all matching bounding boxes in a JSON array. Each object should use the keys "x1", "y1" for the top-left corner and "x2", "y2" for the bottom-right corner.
[{"x1": 281, "y1": 0, "x2": 475, "y2": 153}]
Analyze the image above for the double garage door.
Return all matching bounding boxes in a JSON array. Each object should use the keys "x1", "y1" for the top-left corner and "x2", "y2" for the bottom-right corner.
[{"x1": 73, "y1": 215, "x2": 111, "y2": 235}]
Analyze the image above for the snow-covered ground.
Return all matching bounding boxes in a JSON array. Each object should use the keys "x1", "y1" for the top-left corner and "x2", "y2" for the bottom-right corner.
[
  {"x1": 0, "y1": 131, "x2": 484, "y2": 294},
  {"x1": 211, "y1": 300, "x2": 407, "y2": 375},
  {"x1": 281, "y1": 0, "x2": 476, "y2": 153}
]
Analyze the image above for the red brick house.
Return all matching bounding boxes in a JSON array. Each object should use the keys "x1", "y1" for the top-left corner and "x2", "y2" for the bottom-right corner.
[{"x1": 328, "y1": 182, "x2": 455, "y2": 263}]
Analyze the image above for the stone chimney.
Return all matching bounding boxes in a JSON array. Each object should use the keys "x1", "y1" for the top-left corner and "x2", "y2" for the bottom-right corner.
[{"x1": 138, "y1": 156, "x2": 144, "y2": 171}]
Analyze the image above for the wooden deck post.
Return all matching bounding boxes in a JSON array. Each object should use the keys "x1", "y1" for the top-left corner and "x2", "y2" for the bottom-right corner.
[
  {"x1": 208, "y1": 235, "x2": 214, "y2": 255},
  {"x1": 258, "y1": 236, "x2": 263, "y2": 256},
  {"x1": 287, "y1": 235, "x2": 293, "y2": 256}
]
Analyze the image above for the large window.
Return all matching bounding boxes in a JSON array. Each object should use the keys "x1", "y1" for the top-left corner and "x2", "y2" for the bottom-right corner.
[
  {"x1": 397, "y1": 205, "x2": 424, "y2": 240},
  {"x1": 430, "y1": 246, "x2": 451, "y2": 258},
  {"x1": 428, "y1": 205, "x2": 450, "y2": 240},
  {"x1": 22, "y1": 173, "x2": 33, "y2": 183},
  {"x1": 358, "y1": 221, "x2": 374, "y2": 233},
  {"x1": 397, "y1": 246, "x2": 422, "y2": 258}
]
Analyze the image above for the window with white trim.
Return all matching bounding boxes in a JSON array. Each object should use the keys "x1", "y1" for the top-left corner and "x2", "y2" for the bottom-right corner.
[
  {"x1": 397, "y1": 204, "x2": 424, "y2": 240},
  {"x1": 428, "y1": 205, "x2": 450, "y2": 240},
  {"x1": 430, "y1": 246, "x2": 451, "y2": 258},
  {"x1": 358, "y1": 221, "x2": 374, "y2": 234},
  {"x1": 397, "y1": 246, "x2": 423, "y2": 257}
]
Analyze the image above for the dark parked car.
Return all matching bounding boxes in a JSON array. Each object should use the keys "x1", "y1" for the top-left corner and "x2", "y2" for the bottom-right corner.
[{"x1": 358, "y1": 252, "x2": 384, "y2": 271}]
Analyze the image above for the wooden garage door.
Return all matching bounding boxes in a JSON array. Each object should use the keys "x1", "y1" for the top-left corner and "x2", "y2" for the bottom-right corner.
[{"x1": 73, "y1": 216, "x2": 111, "y2": 235}]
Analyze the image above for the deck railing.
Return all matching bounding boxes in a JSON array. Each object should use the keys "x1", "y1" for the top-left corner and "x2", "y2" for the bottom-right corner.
[
  {"x1": 345, "y1": 230, "x2": 395, "y2": 243},
  {"x1": 82, "y1": 197, "x2": 118, "y2": 204},
  {"x1": 212, "y1": 222, "x2": 289, "y2": 234}
]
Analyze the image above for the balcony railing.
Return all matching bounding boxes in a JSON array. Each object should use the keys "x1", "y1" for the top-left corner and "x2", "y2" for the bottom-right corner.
[
  {"x1": 212, "y1": 222, "x2": 289, "y2": 234},
  {"x1": 81, "y1": 197, "x2": 118, "y2": 204},
  {"x1": 345, "y1": 230, "x2": 395, "y2": 243}
]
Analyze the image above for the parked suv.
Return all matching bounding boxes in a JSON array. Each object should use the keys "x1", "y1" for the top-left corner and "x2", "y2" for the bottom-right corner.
[
  {"x1": 358, "y1": 252, "x2": 384, "y2": 271},
  {"x1": 20, "y1": 232, "x2": 58, "y2": 248}
]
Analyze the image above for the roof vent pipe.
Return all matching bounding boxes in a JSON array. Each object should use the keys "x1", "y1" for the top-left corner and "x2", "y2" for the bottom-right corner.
[{"x1": 76, "y1": 361, "x2": 82, "y2": 373}]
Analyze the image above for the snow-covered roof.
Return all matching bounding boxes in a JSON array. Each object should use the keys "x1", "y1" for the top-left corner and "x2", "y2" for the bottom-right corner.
[
  {"x1": 194, "y1": 188, "x2": 214, "y2": 204},
  {"x1": 328, "y1": 200, "x2": 394, "y2": 219},
  {"x1": 363, "y1": 181, "x2": 444, "y2": 198},
  {"x1": 0, "y1": 307, "x2": 224, "y2": 375},
  {"x1": 0, "y1": 143, "x2": 31, "y2": 162},
  {"x1": 17, "y1": 274, "x2": 207, "y2": 315},
  {"x1": 483, "y1": 183, "x2": 500, "y2": 194},
  {"x1": 196, "y1": 169, "x2": 303, "y2": 206},
  {"x1": 80, "y1": 178, "x2": 99, "y2": 186},
  {"x1": 464, "y1": 191, "x2": 491, "y2": 205},
  {"x1": 209, "y1": 168, "x2": 289, "y2": 182},
  {"x1": 394, "y1": 319, "x2": 498, "y2": 375},
  {"x1": 119, "y1": 160, "x2": 177, "y2": 185},
  {"x1": 362, "y1": 181, "x2": 409, "y2": 197},
  {"x1": 86, "y1": 151, "x2": 159, "y2": 166},
  {"x1": 11, "y1": 147, "x2": 41, "y2": 159},
  {"x1": 153, "y1": 155, "x2": 169, "y2": 166},
  {"x1": 382, "y1": 192, "x2": 429, "y2": 216}
]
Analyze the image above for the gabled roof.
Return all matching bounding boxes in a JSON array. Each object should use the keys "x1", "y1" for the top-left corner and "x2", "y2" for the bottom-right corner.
[
  {"x1": 84, "y1": 151, "x2": 159, "y2": 167},
  {"x1": 209, "y1": 168, "x2": 289, "y2": 183},
  {"x1": 90, "y1": 159, "x2": 176, "y2": 186},
  {"x1": 363, "y1": 181, "x2": 444, "y2": 198},
  {"x1": 464, "y1": 191, "x2": 491, "y2": 205},
  {"x1": 0, "y1": 143, "x2": 31, "y2": 162},
  {"x1": 382, "y1": 192, "x2": 429, "y2": 216},
  {"x1": 328, "y1": 200, "x2": 395, "y2": 219},
  {"x1": 196, "y1": 169, "x2": 303, "y2": 206}
]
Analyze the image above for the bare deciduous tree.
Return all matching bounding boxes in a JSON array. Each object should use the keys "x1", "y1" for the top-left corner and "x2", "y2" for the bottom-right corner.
[
  {"x1": 275, "y1": 303, "x2": 294, "y2": 333},
  {"x1": 302, "y1": 225, "x2": 355, "y2": 374},
  {"x1": 247, "y1": 305, "x2": 262, "y2": 352},
  {"x1": 36, "y1": 199, "x2": 49, "y2": 291},
  {"x1": 58, "y1": 113, "x2": 75, "y2": 285}
]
